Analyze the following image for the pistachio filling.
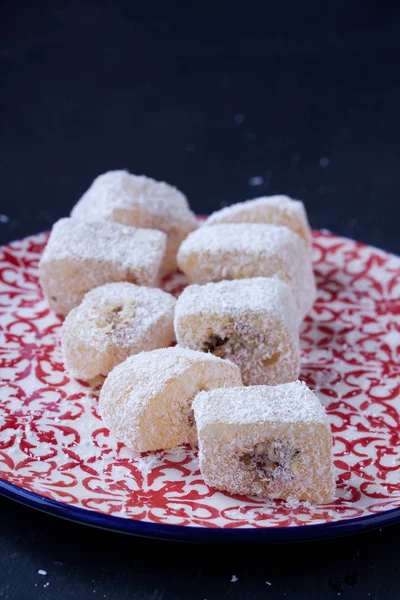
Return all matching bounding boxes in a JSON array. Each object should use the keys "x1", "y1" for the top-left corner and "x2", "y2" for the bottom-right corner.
[
  {"x1": 202, "y1": 329, "x2": 280, "y2": 368},
  {"x1": 240, "y1": 442, "x2": 300, "y2": 481}
]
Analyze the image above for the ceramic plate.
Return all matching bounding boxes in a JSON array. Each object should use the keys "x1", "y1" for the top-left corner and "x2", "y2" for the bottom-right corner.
[{"x1": 0, "y1": 230, "x2": 399, "y2": 541}]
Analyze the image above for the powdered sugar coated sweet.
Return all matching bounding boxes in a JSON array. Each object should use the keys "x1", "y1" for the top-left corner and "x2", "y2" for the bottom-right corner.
[
  {"x1": 177, "y1": 223, "x2": 316, "y2": 320},
  {"x1": 205, "y1": 195, "x2": 311, "y2": 246},
  {"x1": 61, "y1": 282, "x2": 176, "y2": 379},
  {"x1": 40, "y1": 217, "x2": 166, "y2": 268},
  {"x1": 72, "y1": 170, "x2": 198, "y2": 231},
  {"x1": 99, "y1": 346, "x2": 242, "y2": 451}
]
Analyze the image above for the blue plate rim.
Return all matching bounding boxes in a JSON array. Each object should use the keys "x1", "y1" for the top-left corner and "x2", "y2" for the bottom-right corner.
[{"x1": 1, "y1": 477, "x2": 399, "y2": 542}]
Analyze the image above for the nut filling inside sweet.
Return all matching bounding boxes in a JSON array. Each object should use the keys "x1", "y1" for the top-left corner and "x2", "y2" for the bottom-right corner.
[
  {"x1": 239, "y1": 442, "x2": 300, "y2": 481},
  {"x1": 202, "y1": 329, "x2": 282, "y2": 375},
  {"x1": 202, "y1": 335, "x2": 229, "y2": 357},
  {"x1": 95, "y1": 298, "x2": 137, "y2": 332},
  {"x1": 261, "y1": 351, "x2": 281, "y2": 367}
]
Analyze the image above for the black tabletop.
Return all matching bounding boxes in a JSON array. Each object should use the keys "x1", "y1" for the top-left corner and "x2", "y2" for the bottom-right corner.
[{"x1": 1, "y1": 2, "x2": 400, "y2": 599}]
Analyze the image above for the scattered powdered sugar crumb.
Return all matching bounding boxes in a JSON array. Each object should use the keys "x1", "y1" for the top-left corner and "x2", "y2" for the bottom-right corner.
[
  {"x1": 284, "y1": 496, "x2": 315, "y2": 512},
  {"x1": 0, "y1": 214, "x2": 9, "y2": 223},
  {"x1": 43, "y1": 582, "x2": 50, "y2": 588},
  {"x1": 111, "y1": 464, "x2": 130, "y2": 479},
  {"x1": 319, "y1": 157, "x2": 330, "y2": 168},
  {"x1": 38, "y1": 570, "x2": 47, "y2": 576},
  {"x1": 266, "y1": 581, "x2": 272, "y2": 586},
  {"x1": 135, "y1": 452, "x2": 163, "y2": 477},
  {"x1": 344, "y1": 490, "x2": 353, "y2": 501},
  {"x1": 249, "y1": 176, "x2": 264, "y2": 186},
  {"x1": 231, "y1": 575, "x2": 238, "y2": 583},
  {"x1": 284, "y1": 496, "x2": 301, "y2": 510}
]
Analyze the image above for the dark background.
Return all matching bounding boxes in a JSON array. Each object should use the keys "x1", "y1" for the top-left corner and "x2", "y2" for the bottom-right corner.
[
  {"x1": 1, "y1": 1, "x2": 400, "y2": 253},
  {"x1": 1, "y1": 1, "x2": 400, "y2": 599}
]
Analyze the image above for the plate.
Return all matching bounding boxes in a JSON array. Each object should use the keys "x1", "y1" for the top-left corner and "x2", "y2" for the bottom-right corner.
[{"x1": 0, "y1": 230, "x2": 399, "y2": 541}]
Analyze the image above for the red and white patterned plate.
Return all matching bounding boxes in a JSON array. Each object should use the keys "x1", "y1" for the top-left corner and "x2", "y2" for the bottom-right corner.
[{"x1": 0, "y1": 230, "x2": 399, "y2": 541}]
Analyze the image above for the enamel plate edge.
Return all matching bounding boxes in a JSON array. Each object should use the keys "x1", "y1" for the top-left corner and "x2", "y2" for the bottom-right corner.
[{"x1": 0, "y1": 230, "x2": 399, "y2": 539}]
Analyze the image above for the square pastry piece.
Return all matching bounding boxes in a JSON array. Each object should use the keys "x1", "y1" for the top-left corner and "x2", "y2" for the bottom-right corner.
[
  {"x1": 174, "y1": 278, "x2": 300, "y2": 385},
  {"x1": 193, "y1": 381, "x2": 335, "y2": 503},
  {"x1": 99, "y1": 347, "x2": 242, "y2": 452},
  {"x1": 62, "y1": 282, "x2": 176, "y2": 380},
  {"x1": 177, "y1": 223, "x2": 316, "y2": 321},
  {"x1": 205, "y1": 195, "x2": 312, "y2": 248},
  {"x1": 39, "y1": 218, "x2": 166, "y2": 315},
  {"x1": 71, "y1": 170, "x2": 198, "y2": 271}
]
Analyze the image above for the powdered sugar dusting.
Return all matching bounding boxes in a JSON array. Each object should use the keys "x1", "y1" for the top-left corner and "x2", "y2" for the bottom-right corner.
[
  {"x1": 179, "y1": 223, "x2": 292, "y2": 256},
  {"x1": 207, "y1": 195, "x2": 303, "y2": 221},
  {"x1": 193, "y1": 381, "x2": 329, "y2": 427},
  {"x1": 40, "y1": 217, "x2": 166, "y2": 266},
  {"x1": 175, "y1": 277, "x2": 298, "y2": 328},
  {"x1": 205, "y1": 195, "x2": 311, "y2": 247}
]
